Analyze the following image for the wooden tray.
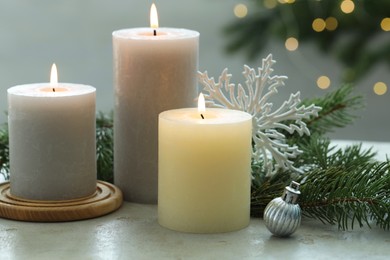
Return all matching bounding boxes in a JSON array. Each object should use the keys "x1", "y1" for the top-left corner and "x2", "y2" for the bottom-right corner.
[{"x1": 0, "y1": 180, "x2": 122, "y2": 222}]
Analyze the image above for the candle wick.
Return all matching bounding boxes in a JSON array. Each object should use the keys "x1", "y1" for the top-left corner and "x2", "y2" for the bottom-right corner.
[
  {"x1": 153, "y1": 29, "x2": 157, "y2": 36},
  {"x1": 201, "y1": 114, "x2": 204, "y2": 119}
]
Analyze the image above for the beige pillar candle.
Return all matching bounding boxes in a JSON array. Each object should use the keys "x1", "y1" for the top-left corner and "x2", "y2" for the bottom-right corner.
[
  {"x1": 112, "y1": 5, "x2": 199, "y2": 203},
  {"x1": 7, "y1": 65, "x2": 96, "y2": 201},
  {"x1": 158, "y1": 106, "x2": 252, "y2": 233}
]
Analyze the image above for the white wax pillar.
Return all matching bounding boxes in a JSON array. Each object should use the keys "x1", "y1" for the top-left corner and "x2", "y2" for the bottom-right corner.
[
  {"x1": 112, "y1": 28, "x2": 199, "y2": 203},
  {"x1": 8, "y1": 84, "x2": 96, "y2": 201},
  {"x1": 158, "y1": 108, "x2": 252, "y2": 233}
]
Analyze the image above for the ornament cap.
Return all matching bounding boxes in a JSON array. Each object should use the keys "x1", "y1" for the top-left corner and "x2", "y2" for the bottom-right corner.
[{"x1": 282, "y1": 181, "x2": 300, "y2": 204}]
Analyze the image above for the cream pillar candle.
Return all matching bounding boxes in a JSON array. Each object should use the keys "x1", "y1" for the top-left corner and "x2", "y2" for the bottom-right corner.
[
  {"x1": 158, "y1": 107, "x2": 252, "y2": 233},
  {"x1": 8, "y1": 65, "x2": 96, "y2": 201},
  {"x1": 112, "y1": 5, "x2": 199, "y2": 203}
]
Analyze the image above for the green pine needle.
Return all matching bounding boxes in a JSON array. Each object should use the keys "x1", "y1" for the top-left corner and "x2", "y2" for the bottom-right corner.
[
  {"x1": 301, "y1": 84, "x2": 364, "y2": 135},
  {"x1": 96, "y1": 111, "x2": 114, "y2": 183},
  {"x1": 299, "y1": 162, "x2": 390, "y2": 230},
  {"x1": 0, "y1": 124, "x2": 9, "y2": 180},
  {"x1": 295, "y1": 135, "x2": 376, "y2": 170}
]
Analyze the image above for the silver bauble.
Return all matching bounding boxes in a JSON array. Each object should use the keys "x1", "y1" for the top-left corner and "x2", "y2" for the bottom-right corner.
[{"x1": 263, "y1": 181, "x2": 301, "y2": 237}]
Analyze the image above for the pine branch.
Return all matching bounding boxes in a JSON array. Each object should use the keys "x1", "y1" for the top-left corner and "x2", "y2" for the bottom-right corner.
[
  {"x1": 282, "y1": 85, "x2": 363, "y2": 152},
  {"x1": 0, "y1": 124, "x2": 9, "y2": 180},
  {"x1": 298, "y1": 162, "x2": 390, "y2": 230},
  {"x1": 96, "y1": 111, "x2": 114, "y2": 183},
  {"x1": 294, "y1": 135, "x2": 376, "y2": 170},
  {"x1": 300, "y1": 85, "x2": 364, "y2": 135},
  {"x1": 294, "y1": 135, "x2": 388, "y2": 230}
]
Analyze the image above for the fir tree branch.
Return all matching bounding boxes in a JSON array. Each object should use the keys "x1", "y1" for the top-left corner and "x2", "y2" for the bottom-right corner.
[
  {"x1": 298, "y1": 162, "x2": 390, "y2": 230},
  {"x1": 294, "y1": 135, "x2": 376, "y2": 170},
  {"x1": 96, "y1": 111, "x2": 114, "y2": 183},
  {"x1": 283, "y1": 84, "x2": 363, "y2": 151},
  {"x1": 300, "y1": 85, "x2": 364, "y2": 135},
  {"x1": 0, "y1": 124, "x2": 9, "y2": 180}
]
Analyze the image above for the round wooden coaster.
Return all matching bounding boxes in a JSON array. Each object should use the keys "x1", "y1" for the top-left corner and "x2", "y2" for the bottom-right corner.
[{"x1": 0, "y1": 181, "x2": 123, "y2": 222}]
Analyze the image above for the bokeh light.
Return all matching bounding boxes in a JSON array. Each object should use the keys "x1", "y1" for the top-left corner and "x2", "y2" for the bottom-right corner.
[
  {"x1": 234, "y1": 4, "x2": 248, "y2": 18},
  {"x1": 317, "y1": 76, "x2": 331, "y2": 89},
  {"x1": 285, "y1": 37, "x2": 299, "y2": 51},
  {"x1": 340, "y1": 0, "x2": 355, "y2": 14},
  {"x1": 312, "y1": 18, "x2": 326, "y2": 32},
  {"x1": 373, "y1": 82, "x2": 387, "y2": 95},
  {"x1": 325, "y1": 17, "x2": 338, "y2": 31},
  {"x1": 380, "y1": 18, "x2": 390, "y2": 31}
]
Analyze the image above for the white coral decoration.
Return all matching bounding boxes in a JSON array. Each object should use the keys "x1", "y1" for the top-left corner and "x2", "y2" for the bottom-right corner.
[{"x1": 198, "y1": 54, "x2": 322, "y2": 176}]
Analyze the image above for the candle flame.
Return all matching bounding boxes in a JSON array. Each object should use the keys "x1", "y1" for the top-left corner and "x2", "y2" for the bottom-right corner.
[
  {"x1": 198, "y1": 93, "x2": 206, "y2": 114},
  {"x1": 50, "y1": 63, "x2": 58, "y2": 87},
  {"x1": 150, "y1": 3, "x2": 159, "y2": 29}
]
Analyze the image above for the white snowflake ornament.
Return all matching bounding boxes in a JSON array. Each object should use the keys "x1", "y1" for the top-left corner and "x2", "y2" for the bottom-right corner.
[{"x1": 198, "y1": 54, "x2": 321, "y2": 176}]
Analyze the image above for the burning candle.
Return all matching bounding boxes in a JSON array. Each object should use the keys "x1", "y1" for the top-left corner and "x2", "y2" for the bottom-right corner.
[
  {"x1": 112, "y1": 4, "x2": 199, "y2": 203},
  {"x1": 7, "y1": 64, "x2": 96, "y2": 201},
  {"x1": 158, "y1": 94, "x2": 252, "y2": 233}
]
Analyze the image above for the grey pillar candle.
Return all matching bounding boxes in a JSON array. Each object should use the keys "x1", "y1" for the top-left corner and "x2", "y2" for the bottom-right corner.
[
  {"x1": 8, "y1": 82, "x2": 96, "y2": 201},
  {"x1": 112, "y1": 28, "x2": 199, "y2": 203}
]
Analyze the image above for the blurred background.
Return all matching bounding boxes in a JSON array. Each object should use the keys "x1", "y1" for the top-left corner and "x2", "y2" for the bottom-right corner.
[{"x1": 0, "y1": 0, "x2": 389, "y2": 141}]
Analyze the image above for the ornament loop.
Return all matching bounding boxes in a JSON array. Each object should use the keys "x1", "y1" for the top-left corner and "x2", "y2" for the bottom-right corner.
[{"x1": 283, "y1": 181, "x2": 301, "y2": 204}]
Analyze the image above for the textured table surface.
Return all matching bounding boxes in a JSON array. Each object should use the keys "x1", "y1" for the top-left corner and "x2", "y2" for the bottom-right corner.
[{"x1": 0, "y1": 202, "x2": 389, "y2": 260}]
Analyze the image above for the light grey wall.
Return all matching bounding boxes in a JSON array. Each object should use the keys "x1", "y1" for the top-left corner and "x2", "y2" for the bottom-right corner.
[{"x1": 0, "y1": 0, "x2": 389, "y2": 141}]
